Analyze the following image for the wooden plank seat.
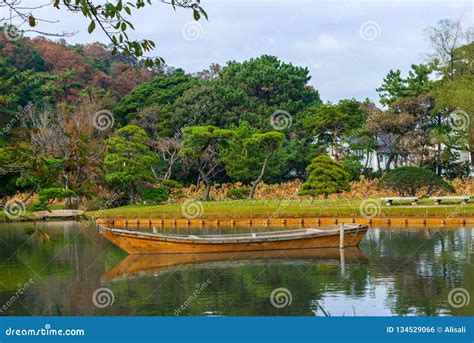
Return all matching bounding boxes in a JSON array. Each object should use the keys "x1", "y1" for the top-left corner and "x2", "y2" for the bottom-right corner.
[
  {"x1": 429, "y1": 196, "x2": 471, "y2": 205},
  {"x1": 380, "y1": 197, "x2": 418, "y2": 206}
]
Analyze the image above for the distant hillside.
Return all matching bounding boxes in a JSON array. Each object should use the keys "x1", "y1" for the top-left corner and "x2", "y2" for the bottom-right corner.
[{"x1": 0, "y1": 35, "x2": 157, "y2": 133}]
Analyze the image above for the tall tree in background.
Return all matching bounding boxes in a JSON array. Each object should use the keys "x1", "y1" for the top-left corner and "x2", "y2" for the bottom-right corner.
[
  {"x1": 21, "y1": 99, "x2": 108, "y2": 195},
  {"x1": 103, "y1": 125, "x2": 159, "y2": 204},
  {"x1": 113, "y1": 71, "x2": 199, "y2": 127},
  {"x1": 376, "y1": 64, "x2": 434, "y2": 106},
  {"x1": 149, "y1": 137, "x2": 183, "y2": 181},
  {"x1": 223, "y1": 122, "x2": 285, "y2": 199},
  {"x1": 305, "y1": 99, "x2": 367, "y2": 161},
  {"x1": 425, "y1": 18, "x2": 473, "y2": 81},
  {"x1": 214, "y1": 55, "x2": 320, "y2": 131},
  {"x1": 180, "y1": 126, "x2": 234, "y2": 200}
]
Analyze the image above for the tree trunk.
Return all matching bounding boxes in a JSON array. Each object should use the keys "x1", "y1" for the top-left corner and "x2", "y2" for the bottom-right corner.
[
  {"x1": 249, "y1": 153, "x2": 272, "y2": 200},
  {"x1": 376, "y1": 153, "x2": 381, "y2": 172},
  {"x1": 332, "y1": 131, "x2": 339, "y2": 161},
  {"x1": 436, "y1": 112, "x2": 443, "y2": 175},
  {"x1": 164, "y1": 164, "x2": 173, "y2": 181},
  {"x1": 203, "y1": 182, "x2": 212, "y2": 201},
  {"x1": 130, "y1": 183, "x2": 135, "y2": 204},
  {"x1": 385, "y1": 154, "x2": 395, "y2": 171},
  {"x1": 470, "y1": 151, "x2": 474, "y2": 173},
  {"x1": 21, "y1": 189, "x2": 36, "y2": 204},
  {"x1": 198, "y1": 165, "x2": 212, "y2": 201}
]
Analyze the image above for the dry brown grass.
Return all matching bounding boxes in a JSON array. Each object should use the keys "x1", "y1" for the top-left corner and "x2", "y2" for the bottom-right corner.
[{"x1": 168, "y1": 177, "x2": 474, "y2": 202}]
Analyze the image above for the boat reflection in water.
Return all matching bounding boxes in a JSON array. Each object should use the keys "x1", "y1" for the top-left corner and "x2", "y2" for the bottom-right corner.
[{"x1": 102, "y1": 247, "x2": 366, "y2": 283}]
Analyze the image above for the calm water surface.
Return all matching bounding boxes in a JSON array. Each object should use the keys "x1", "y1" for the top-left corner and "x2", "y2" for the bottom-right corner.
[{"x1": 0, "y1": 222, "x2": 473, "y2": 316}]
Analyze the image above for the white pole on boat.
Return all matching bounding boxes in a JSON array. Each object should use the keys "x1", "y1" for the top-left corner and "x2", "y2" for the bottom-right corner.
[{"x1": 339, "y1": 223, "x2": 345, "y2": 249}]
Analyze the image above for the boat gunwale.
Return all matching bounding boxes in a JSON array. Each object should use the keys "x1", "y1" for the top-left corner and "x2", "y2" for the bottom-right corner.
[{"x1": 97, "y1": 223, "x2": 368, "y2": 245}]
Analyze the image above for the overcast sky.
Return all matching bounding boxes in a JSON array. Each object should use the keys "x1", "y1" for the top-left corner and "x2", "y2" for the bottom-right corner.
[{"x1": 4, "y1": 0, "x2": 474, "y2": 104}]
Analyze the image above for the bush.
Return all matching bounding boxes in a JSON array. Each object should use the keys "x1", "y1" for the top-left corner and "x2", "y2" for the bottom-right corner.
[
  {"x1": 378, "y1": 166, "x2": 454, "y2": 196},
  {"x1": 161, "y1": 180, "x2": 184, "y2": 189},
  {"x1": 300, "y1": 155, "x2": 350, "y2": 198},
  {"x1": 342, "y1": 155, "x2": 363, "y2": 181},
  {"x1": 29, "y1": 201, "x2": 48, "y2": 211},
  {"x1": 227, "y1": 188, "x2": 250, "y2": 200},
  {"x1": 28, "y1": 188, "x2": 76, "y2": 212},
  {"x1": 140, "y1": 188, "x2": 169, "y2": 205},
  {"x1": 38, "y1": 188, "x2": 76, "y2": 204}
]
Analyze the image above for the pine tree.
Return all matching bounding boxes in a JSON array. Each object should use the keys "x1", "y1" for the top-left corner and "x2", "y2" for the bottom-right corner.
[{"x1": 300, "y1": 155, "x2": 350, "y2": 198}]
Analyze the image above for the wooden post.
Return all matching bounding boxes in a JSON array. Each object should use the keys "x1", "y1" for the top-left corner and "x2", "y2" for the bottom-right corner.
[
  {"x1": 339, "y1": 223, "x2": 345, "y2": 249},
  {"x1": 340, "y1": 248, "x2": 346, "y2": 277}
]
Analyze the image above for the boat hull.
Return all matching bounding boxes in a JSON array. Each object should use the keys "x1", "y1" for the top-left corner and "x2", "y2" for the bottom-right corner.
[
  {"x1": 99, "y1": 225, "x2": 368, "y2": 254},
  {"x1": 102, "y1": 248, "x2": 366, "y2": 282}
]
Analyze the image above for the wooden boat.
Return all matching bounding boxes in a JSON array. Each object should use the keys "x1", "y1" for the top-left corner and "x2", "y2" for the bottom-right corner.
[
  {"x1": 97, "y1": 223, "x2": 369, "y2": 254},
  {"x1": 102, "y1": 247, "x2": 366, "y2": 282}
]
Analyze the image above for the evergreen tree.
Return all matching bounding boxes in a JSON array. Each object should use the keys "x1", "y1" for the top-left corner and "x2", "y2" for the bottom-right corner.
[
  {"x1": 103, "y1": 125, "x2": 159, "y2": 204},
  {"x1": 300, "y1": 155, "x2": 350, "y2": 198}
]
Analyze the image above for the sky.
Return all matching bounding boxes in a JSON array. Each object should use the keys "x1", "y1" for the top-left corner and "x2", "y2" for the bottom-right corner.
[{"x1": 3, "y1": 0, "x2": 474, "y2": 104}]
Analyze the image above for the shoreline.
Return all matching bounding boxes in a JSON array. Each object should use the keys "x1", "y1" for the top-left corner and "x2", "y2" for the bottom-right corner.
[
  {"x1": 2, "y1": 198, "x2": 474, "y2": 228},
  {"x1": 77, "y1": 216, "x2": 474, "y2": 228}
]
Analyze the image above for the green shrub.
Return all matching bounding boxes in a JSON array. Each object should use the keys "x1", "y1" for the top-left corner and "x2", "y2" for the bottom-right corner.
[
  {"x1": 378, "y1": 166, "x2": 454, "y2": 196},
  {"x1": 29, "y1": 201, "x2": 48, "y2": 211},
  {"x1": 226, "y1": 188, "x2": 250, "y2": 200},
  {"x1": 342, "y1": 155, "x2": 363, "y2": 181},
  {"x1": 141, "y1": 188, "x2": 169, "y2": 205},
  {"x1": 300, "y1": 155, "x2": 350, "y2": 198},
  {"x1": 38, "y1": 188, "x2": 76, "y2": 203},
  {"x1": 28, "y1": 188, "x2": 76, "y2": 212},
  {"x1": 161, "y1": 180, "x2": 184, "y2": 189}
]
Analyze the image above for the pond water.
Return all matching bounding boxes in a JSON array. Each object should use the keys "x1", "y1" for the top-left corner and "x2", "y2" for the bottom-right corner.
[{"x1": 0, "y1": 222, "x2": 473, "y2": 316}]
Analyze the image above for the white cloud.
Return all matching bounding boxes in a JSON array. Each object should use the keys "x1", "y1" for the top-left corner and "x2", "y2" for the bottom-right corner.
[{"x1": 315, "y1": 33, "x2": 348, "y2": 52}]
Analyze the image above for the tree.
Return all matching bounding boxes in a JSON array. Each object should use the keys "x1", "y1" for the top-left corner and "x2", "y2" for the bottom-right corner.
[
  {"x1": 376, "y1": 64, "x2": 434, "y2": 106},
  {"x1": 305, "y1": 99, "x2": 367, "y2": 161},
  {"x1": 0, "y1": 143, "x2": 67, "y2": 203},
  {"x1": 0, "y1": 57, "x2": 44, "y2": 137},
  {"x1": 113, "y1": 71, "x2": 200, "y2": 127},
  {"x1": 425, "y1": 18, "x2": 473, "y2": 81},
  {"x1": 246, "y1": 132, "x2": 284, "y2": 199},
  {"x1": 223, "y1": 122, "x2": 284, "y2": 199},
  {"x1": 299, "y1": 155, "x2": 350, "y2": 198},
  {"x1": 103, "y1": 125, "x2": 159, "y2": 204},
  {"x1": 433, "y1": 42, "x2": 474, "y2": 171},
  {"x1": 20, "y1": 99, "x2": 108, "y2": 195},
  {"x1": 171, "y1": 83, "x2": 227, "y2": 133},
  {"x1": 1, "y1": 0, "x2": 207, "y2": 66},
  {"x1": 378, "y1": 166, "x2": 454, "y2": 196},
  {"x1": 149, "y1": 137, "x2": 182, "y2": 181},
  {"x1": 180, "y1": 126, "x2": 234, "y2": 200},
  {"x1": 214, "y1": 55, "x2": 320, "y2": 131}
]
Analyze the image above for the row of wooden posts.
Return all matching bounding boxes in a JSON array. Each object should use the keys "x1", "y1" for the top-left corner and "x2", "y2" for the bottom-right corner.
[{"x1": 97, "y1": 216, "x2": 474, "y2": 229}]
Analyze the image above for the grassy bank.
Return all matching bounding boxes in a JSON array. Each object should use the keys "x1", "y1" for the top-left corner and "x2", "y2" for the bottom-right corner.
[
  {"x1": 87, "y1": 198, "x2": 474, "y2": 220},
  {"x1": 0, "y1": 211, "x2": 35, "y2": 222}
]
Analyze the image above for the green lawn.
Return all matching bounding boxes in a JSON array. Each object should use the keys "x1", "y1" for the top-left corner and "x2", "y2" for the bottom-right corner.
[
  {"x1": 87, "y1": 198, "x2": 474, "y2": 220},
  {"x1": 0, "y1": 210, "x2": 35, "y2": 222},
  {"x1": 2, "y1": 199, "x2": 472, "y2": 223}
]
